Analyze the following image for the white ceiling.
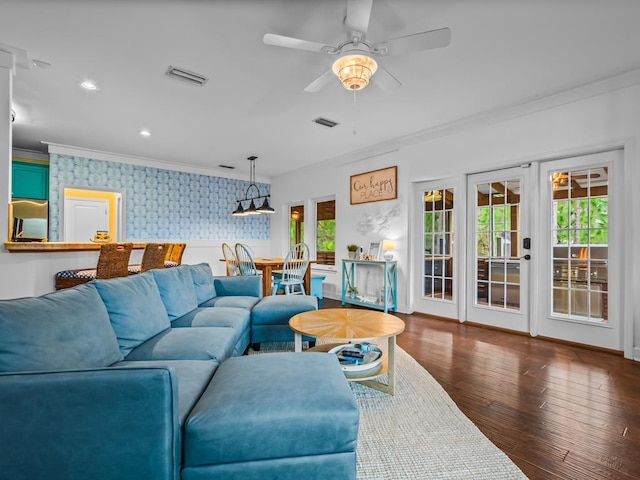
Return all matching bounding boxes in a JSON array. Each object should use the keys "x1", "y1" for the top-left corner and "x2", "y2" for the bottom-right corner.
[{"x1": 3, "y1": 0, "x2": 640, "y2": 180}]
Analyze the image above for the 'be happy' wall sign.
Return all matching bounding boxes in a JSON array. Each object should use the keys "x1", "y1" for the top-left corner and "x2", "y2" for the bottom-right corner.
[{"x1": 350, "y1": 166, "x2": 397, "y2": 205}]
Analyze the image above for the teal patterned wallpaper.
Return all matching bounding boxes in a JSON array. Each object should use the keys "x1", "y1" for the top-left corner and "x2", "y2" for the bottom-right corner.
[{"x1": 48, "y1": 154, "x2": 270, "y2": 241}]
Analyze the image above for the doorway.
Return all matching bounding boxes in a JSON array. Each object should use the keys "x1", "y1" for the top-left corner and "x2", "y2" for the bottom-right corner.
[
  {"x1": 62, "y1": 187, "x2": 123, "y2": 242},
  {"x1": 63, "y1": 198, "x2": 109, "y2": 242}
]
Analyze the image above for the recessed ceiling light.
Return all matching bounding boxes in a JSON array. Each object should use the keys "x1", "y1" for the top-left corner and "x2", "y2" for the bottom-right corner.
[
  {"x1": 139, "y1": 129, "x2": 151, "y2": 137},
  {"x1": 79, "y1": 80, "x2": 98, "y2": 91}
]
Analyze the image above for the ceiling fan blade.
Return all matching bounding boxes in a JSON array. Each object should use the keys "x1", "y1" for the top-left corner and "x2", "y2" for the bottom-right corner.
[
  {"x1": 304, "y1": 69, "x2": 336, "y2": 93},
  {"x1": 346, "y1": 0, "x2": 373, "y2": 34},
  {"x1": 377, "y1": 27, "x2": 451, "y2": 55},
  {"x1": 263, "y1": 33, "x2": 332, "y2": 53},
  {"x1": 371, "y1": 66, "x2": 401, "y2": 92}
]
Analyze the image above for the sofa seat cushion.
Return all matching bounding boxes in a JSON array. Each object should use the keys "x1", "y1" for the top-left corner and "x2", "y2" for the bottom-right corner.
[
  {"x1": 183, "y1": 352, "x2": 359, "y2": 467},
  {"x1": 124, "y1": 326, "x2": 238, "y2": 363},
  {"x1": 152, "y1": 267, "x2": 199, "y2": 321},
  {"x1": 189, "y1": 263, "x2": 217, "y2": 304},
  {"x1": 251, "y1": 295, "x2": 317, "y2": 326},
  {"x1": 0, "y1": 284, "x2": 124, "y2": 372},
  {"x1": 199, "y1": 296, "x2": 260, "y2": 310},
  {"x1": 113, "y1": 360, "x2": 218, "y2": 424},
  {"x1": 171, "y1": 307, "x2": 250, "y2": 336},
  {"x1": 94, "y1": 274, "x2": 171, "y2": 357}
]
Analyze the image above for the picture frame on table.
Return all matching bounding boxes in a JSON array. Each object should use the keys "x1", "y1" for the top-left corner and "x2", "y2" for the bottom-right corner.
[{"x1": 367, "y1": 242, "x2": 381, "y2": 260}]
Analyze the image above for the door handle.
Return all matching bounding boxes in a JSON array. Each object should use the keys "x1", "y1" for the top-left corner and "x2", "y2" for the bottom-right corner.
[{"x1": 520, "y1": 254, "x2": 531, "y2": 260}]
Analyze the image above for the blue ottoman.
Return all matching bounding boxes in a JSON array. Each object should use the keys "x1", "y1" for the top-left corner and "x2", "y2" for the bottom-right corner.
[
  {"x1": 182, "y1": 352, "x2": 359, "y2": 480},
  {"x1": 250, "y1": 295, "x2": 318, "y2": 350}
]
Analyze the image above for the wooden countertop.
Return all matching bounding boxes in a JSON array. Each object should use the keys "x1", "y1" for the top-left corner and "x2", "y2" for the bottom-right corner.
[{"x1": 3, "y1": 242, "x2": 147, "y2": 252}]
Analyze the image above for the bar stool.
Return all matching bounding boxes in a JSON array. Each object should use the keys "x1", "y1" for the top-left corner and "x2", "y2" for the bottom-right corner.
[{"x1": 54, "y1": 243, "x2": 134, "y2": 290}]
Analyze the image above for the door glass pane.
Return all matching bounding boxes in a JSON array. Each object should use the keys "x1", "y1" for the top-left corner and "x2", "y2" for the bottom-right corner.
[
  {"x1": 551, "y1": 166, "x2": 608, "y2": 323},
  {"x1": 423, "y1": 188, "x2": 454, "y2": 301},
  {"x1": 475, "y1": 179, "x2": 521, "y2": 310}
]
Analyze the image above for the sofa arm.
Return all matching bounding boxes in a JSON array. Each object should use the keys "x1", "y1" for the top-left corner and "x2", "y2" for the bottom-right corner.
[
  {"x1": 213, "y1": 275, "x2": 261, "y2": 297},
  {"x1": 0, "y1": 367, "x2": 180, "y2": 480}
]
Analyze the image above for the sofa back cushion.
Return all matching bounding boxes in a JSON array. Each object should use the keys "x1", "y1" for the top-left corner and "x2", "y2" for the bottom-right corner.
[
  {"x1": 188, "y1": 263, "x2": 217, "y2": 305},
  {"x1": 151, "y1": 266, "x2": 199, "y2": 321},
  {"x1": 0, "y1": 284, "x2": 124, "y2": 372},
  {"x1": 94, "y1": 273, "x2": 171, "y2": 356}
]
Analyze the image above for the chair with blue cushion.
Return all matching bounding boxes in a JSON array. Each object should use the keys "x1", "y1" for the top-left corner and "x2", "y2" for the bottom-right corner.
[
  {"x1": 235, "y1": 243, "x2": 258, "y2": 276},
  {"x1": 272, "y1": 243, "x2": 310, "y2": 295}
]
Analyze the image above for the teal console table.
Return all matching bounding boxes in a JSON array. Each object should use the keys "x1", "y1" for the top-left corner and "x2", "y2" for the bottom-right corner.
[{"x1": 341, "y1": 259, "x2": 397, "y2": 313}]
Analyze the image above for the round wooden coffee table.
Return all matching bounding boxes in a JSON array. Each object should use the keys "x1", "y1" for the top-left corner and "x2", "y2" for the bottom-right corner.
[{"x1": 289, "y1": 308, "x2": 405, "y2": 395}]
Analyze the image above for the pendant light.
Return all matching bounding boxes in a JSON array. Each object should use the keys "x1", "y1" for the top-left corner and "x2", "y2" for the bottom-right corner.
[{"x1": 232, "y1": 156, "x2": 274, "y2": 216}]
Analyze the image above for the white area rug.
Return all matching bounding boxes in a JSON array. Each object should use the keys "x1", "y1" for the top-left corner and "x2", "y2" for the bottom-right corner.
[{"x1": 251, "y1": 343, "x2": 528, "y2": 479}]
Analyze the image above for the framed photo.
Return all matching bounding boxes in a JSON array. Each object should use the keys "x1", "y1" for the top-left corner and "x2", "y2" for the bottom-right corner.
[
  {"x1": 367, "y1": 242, "x2": 381, "y2": 260},
  {"x1": 350, "y1": 166, "x2": 397, "y2": 205}
]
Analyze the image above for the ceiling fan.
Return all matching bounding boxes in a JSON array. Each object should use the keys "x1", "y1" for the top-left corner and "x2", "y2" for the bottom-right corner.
[{"x1": 263, "y1": 0, "x2": 450, "y2": 93}]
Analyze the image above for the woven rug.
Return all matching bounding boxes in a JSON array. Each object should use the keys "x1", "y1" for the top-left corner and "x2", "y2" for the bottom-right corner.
[{"x1": 250, "y1": 342, "x2": 528, "y2": 479}]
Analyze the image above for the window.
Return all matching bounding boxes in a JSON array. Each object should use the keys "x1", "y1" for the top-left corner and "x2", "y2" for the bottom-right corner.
[
  {"x1": 289, "y1": 204, "x2": 304, "y2": 248},
  {"x1": 315, "y1": 199, "x2": 335, "y2": 266}
]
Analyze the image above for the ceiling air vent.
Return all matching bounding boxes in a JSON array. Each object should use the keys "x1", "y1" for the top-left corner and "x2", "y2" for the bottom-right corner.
[
  {"x1": 312, "y1": 117, "x2": 339, "y2": 128},
  {"x1": 165, "y1": 66, "x2": 208, "y2": 87}
]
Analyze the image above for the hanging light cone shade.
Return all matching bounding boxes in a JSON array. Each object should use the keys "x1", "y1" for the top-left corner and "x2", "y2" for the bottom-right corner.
[
  {"x1": 244, "y1": 199, "x2": 259, "y2": 215},
  {"x1": 232, "y1": 201, "x2": 246, "y2": 216},
  {"x1": 257, "y1": 197, "x2": 275, "y2": 213},
  {"x1": 332, "y1": 54, "x2": 378, "y2": 91}
]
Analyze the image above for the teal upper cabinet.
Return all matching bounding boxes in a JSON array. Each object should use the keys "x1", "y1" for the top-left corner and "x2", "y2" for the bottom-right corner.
[{"x1": 12, "y1": 161, "x2": 50, "y2": 200}]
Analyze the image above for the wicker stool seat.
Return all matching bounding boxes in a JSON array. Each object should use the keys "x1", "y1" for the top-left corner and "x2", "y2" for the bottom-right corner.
[
  {"x1": 128, "y1": 243, "x2": 168, "y2": 274},
  {"x1": 55, "y1": 243, "x2": 133, "y2": 290}
]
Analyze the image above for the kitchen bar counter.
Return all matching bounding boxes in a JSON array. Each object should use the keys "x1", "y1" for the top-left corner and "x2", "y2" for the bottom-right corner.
[{"x1": 3, "y1": 242, "x2": 147, "y2": 253}]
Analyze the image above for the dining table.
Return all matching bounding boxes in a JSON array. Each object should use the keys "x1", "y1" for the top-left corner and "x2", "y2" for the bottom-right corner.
[{"x1": 222, "y1": 256, "x2": 314, "y2": 296}]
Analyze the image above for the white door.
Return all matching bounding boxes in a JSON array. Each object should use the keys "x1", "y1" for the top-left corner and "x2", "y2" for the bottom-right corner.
[
  {"x1": 466, "y1": 166, "x2": 532, "y2": 332},
  {"x1": 64, "y1": 198, "x2": 109, "y2": 242},
  {"x1": 536, "y1": 150, "x2": 622, "y2": 350}
]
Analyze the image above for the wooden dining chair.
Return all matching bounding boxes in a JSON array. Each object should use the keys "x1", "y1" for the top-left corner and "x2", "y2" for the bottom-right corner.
[
  {"x1": 55, "y1": 243, "x2": 134, "y2": 289},
  {"x1": 272, "y1": 243, "x2": 310, "y2": 295},
  {"x1": 235, "y1": 243, "x2": 258, "y2": 276},
  {"x1": 222, "y1": 242, "x2": 241, "y2": 276}
]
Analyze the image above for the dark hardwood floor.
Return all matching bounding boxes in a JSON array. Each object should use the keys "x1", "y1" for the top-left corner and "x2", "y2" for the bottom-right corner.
[{"x1": 320, "y1": 299, "x2": 640, "y2": 480}]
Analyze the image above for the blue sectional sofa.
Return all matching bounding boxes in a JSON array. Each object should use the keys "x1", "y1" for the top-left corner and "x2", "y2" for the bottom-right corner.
[{"x1": 0, "y1": 263, "x2": 360, "y2": 480}]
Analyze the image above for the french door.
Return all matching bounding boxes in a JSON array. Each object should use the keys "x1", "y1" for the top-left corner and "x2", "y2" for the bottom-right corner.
[
  {"x1": 536, "y1": 150, "x2": 622, "y2": 351},
  {"x1": 466, "y1": 167, "x2": 532, "y2": 332},
  {"x1": 413, "y1": 179, "x2": 460, "y2": 319}
]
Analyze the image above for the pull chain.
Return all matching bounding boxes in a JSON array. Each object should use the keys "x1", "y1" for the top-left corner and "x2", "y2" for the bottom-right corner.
[{"x1": 353, "y1": 89, "x2": 357, "y2": 135}]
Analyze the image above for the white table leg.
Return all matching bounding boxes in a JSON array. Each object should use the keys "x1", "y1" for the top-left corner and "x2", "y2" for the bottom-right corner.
[
  {"x1": 294, "y1": 332, "x2": 302, "y2": 352},
  {"x1": 387, "y1": 335, "x2": 396, "y2": 395}
]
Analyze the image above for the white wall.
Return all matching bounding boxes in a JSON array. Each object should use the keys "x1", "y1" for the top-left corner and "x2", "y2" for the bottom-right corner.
[{"x1": 271, "y1": 70, "x2": 640, "y2": 359}]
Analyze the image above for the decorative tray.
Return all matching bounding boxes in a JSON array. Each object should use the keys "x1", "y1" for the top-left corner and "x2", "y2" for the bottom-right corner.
[{"x1": 329, "y1": 343, "x2": 383, "y2": 372}]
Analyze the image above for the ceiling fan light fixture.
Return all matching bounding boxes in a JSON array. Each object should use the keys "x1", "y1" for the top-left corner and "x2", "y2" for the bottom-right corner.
[{"x1": 332, "y1": 54, "x2": 378, "y2": 90}]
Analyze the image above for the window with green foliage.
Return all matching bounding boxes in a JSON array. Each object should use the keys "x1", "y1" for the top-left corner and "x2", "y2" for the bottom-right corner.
[
  {"x1": 316, "y1": 199, "x2": 335, "y2": 265},
  {"x1": 289, "y1": 204, "x2": 304, "y2": 248}
]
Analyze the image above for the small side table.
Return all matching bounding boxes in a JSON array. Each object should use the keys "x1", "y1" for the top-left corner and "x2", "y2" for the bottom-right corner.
[{"x1": 289, "y1": 308, "x2": 405, "y2": 395}]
